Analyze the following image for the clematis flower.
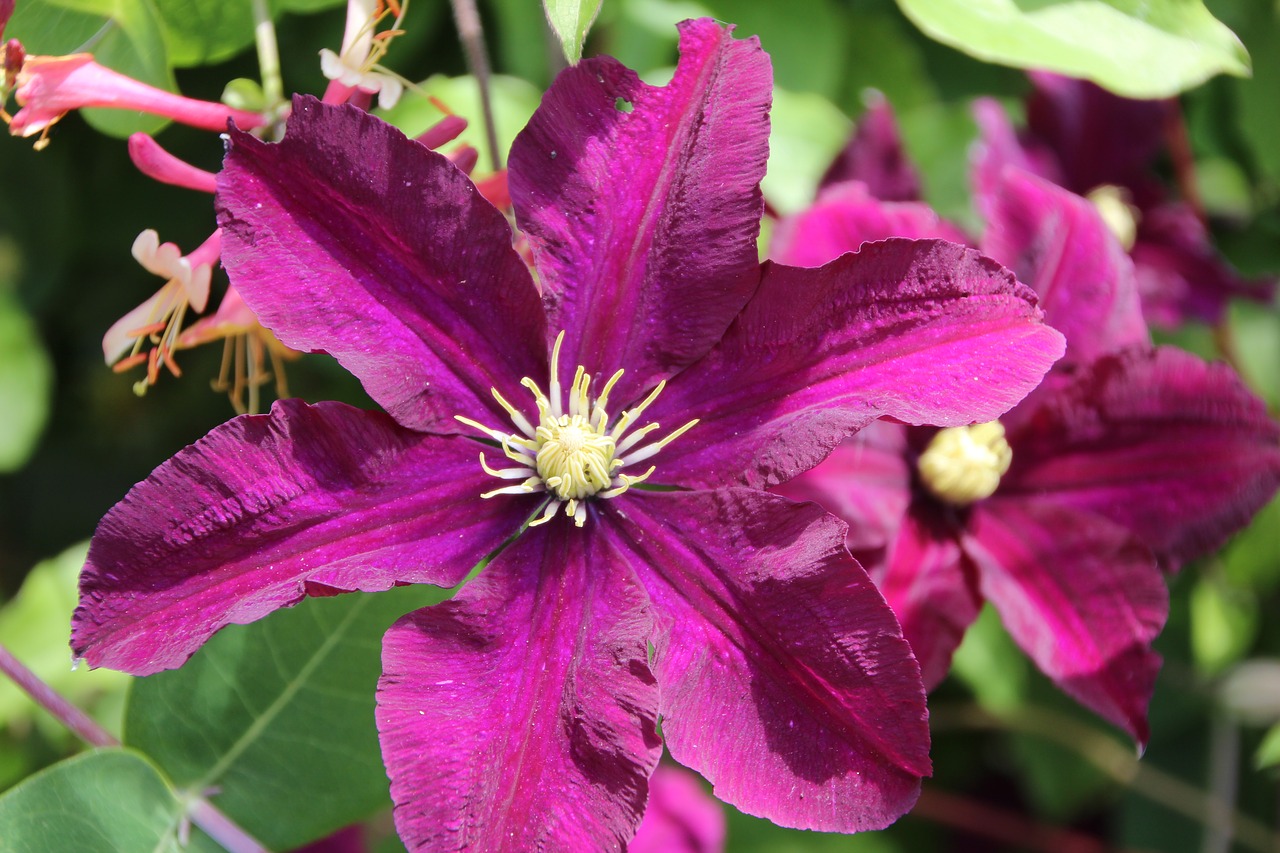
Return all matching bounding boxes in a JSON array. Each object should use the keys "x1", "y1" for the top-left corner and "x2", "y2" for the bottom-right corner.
[
  {"x1": 4, "y1": 53, "x2": 266, "y2": 147},
  {"x1": 778, "y1": 164, "x2": 1280, "y2": 742},
  {"x1": 73, "y1": 20, "x2": 1064, "y2": 849},
  {"x1": 973, "y1": 71, "x2": 1275, "y2": 327},
  {"x1": 630, "y1": 766, "x2": 726, "y2": 853}
]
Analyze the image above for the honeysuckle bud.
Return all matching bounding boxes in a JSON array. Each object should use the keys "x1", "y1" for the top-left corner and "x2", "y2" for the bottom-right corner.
[{"x1": 128, "y1": 133, "x2": 218, "y2": 193}]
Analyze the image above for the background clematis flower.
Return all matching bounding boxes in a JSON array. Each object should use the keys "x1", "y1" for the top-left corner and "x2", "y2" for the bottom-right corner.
[
  {"x1": 72, "y1": 19, "x2": 1064, "y2": 849},
  {"x1": 972, "y1": 71, "x2": 1275, "y2": 327},
  {"x1": 629, "y1": 766, "x2": 726, "y2": 853},
  {"x1": 777, "y1": 160, "x2": 1280, "y2": 743}
]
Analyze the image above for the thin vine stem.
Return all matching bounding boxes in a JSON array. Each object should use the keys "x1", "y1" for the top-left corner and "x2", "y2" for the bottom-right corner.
[
  {"x1": 0, "y1": 642, "x2": 268, "y2": 853},
  {"x1": 931, "y1": 701, "x2": 1280, "y2": 853},
  {"x1": 449, "y1": 0, "x2": 502, "y2": 172},
  {"x1": 251, "y1": 0, "x2": 285, "y2": 113}
]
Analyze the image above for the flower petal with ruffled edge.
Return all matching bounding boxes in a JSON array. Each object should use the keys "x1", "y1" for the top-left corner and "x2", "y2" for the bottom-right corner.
[
  {"x1": 770, "y1": 181, "x2": 969, "y2": 269},
  {"x1": 965, "y1": 498, "x2": 1166, "y2": 743},
  {"x1": 603, "y1": 489, "x2": 930, "y2": 832},
  {"x1": 376, "y1": 523, "x2": 660, "y2": 851},
  {"x1": 652, "y1": 239, "x2": 1065, "y2": 490},
  {"x1": 1002, "y1": 346, "x2": 1280, "y2": 570},
  {"x1": 72, "y1": 401, "x2": 530, "y2": 675},
  {"x1": 980, "y1": 167, "x2": 1148, "y2": 365},
  {"x1": 508, "y1": 19, "x2": 769, "y2": 405},
  {"x1": 216, "y1": 96, "x2": 547, "y2": 435}
]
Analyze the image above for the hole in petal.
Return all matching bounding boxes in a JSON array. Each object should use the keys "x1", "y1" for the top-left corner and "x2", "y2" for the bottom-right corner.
[{"x1": 614, "y1": 97, "x2": 634, "y2": 113}]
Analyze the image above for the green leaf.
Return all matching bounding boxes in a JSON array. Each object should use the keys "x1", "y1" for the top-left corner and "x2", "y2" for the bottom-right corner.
[
  {"x1": 949, "y1": 604, "x2": 1030, "y2": 712},
  {"x1": 893, "y1": 0, "x2": 1250, "y2": 98},
  {"x1": 1190, "y1": 573, "x2": 1258, "y2": 675},
  {"x1": 125, "y1": 586, "x2": 446, "y2": 851},
  {"x1": 0, "y1": 543, "x2": 129, "y2": 731},
  {"x1": 379, "y1": 73, "x2": 543, "y2": 173},
  {"x1": 0, "y1": 748, "x2": 219, "y2": 852},
  {"x1": 704, "y1": 0, "x2": 846, "y2": 98},
  {"x1": 151, "y1": 0, "x2": 255, "y2": 67},
  {"x1": 763, "y1": 86, "x2": 851, "y2": 215},
  {"x1": 1256, "y1": 722, "x2": 1280, "y2": 771},
  {"x1": 544, "y1": 0, "x2": 603, "y2": 64},
  {"x1": 0, "y1": 290, "x2": 53, "y2": 473},
  {"x1": 5, "y1": 0, "x2": 177, "y2": 137}
]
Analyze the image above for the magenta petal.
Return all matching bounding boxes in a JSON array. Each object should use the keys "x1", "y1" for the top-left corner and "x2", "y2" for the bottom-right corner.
[
  {"x1": 72, "y1": 401, "x2": 527, "y2": 675},
  {"x1": 217, "y1": 96, "x2": 546, "y2": 434},
  {"x1": 771, "y1": 181, "x2": 970, "y2": 268},
  {"x1": 966, "y1": 499, "x2": 1166, "y2": 743},
  {"x1": 971, "y1": 98, "x2": 1063, "y2": 221},
  {"x1": 818, "y1": 93, "x2": 921, "y2": 201},
  {"x1": 981, "y1": 167, "x2": 1148, "y2": 364},
  {"x1": 1004, "y1": 346, "x2": 1280, "y2": 569},
  {"x1": 630, "y1": 766, "x2": 726, "y2": 853},
  {"x1": 773, "y1": 421, "x2": 913, "y2": 552},
  {"x1": 508, "y1": 18, "x2": 769, "y2": 403},
  {"x1": 606, "y1": 489, "x2": 930, "y2": 832},
  {"x1": 874, "y1": 509, "x2": 980, "y2": 691},
  {"x1": 654, "y1": 239, "x2": 1065, "y2": 489},
  {"x1": 376, "y1": 524, "x2": 660, "y2": 851}
]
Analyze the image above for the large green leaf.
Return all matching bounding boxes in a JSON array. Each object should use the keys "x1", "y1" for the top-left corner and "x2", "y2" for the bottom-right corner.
[
  {"x1": 544, "y1": 0, "x2": 603, "y2": 64},
  {"x1": 0, "y1": 291, "x2": 53, "y2": 473},
  {"x1": 762, "y1": 86, "x2": 850, "y2": 215},
  {"x1": 125, "y1": 585, "x2": 446, "y2": 851},
  {"x1": 5, "y1": 0, "x2": 176, "y2": 137},
  {"x1": 893, "y1": 0, "x2": 1249, "y2": 98},
  {"x1": 0, "y1": 748, "x2": 219, "y2": 852},
  {"x1": 152, "y1": 0, "x2": 256, "y2": 67}
]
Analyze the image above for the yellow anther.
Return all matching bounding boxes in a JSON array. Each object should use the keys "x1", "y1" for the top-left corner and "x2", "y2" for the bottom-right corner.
[{"x1": 917, "y1": 421, "x2": 1012, "y2": 506}]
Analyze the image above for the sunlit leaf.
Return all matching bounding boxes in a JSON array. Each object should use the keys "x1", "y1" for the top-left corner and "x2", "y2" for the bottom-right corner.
[
  {"x1": 894, "y1": 0, "x2": 1249, "y2": 98},
  {"x1": 1190, "y1": 573, "x2": 1258, "y2": 675},
  {"x1": 544, "y1": 0, "x2": 603, "y2": 64},
  {"x1": 0, "y1": 749, "x2": 220, "y2": 853},
  {"x1": 125, "y1": 586, "x2": 446, "y2": 851},
  {"x1": 152, "y1": 0, "x2": 255, "y2": 67},
  {"x1": 5, "y1": 0, "x2": 176, "y2": 137},
  {"x1": 1257, "y1": 722, "x2": 1280, "y2": 770},
  {"x1": 763, "y1": 87, "x2": 850, "y2": 215},
  {"x1": 0, "y1": 543, "x2": 128, "y2": 730},
  {"x1": 950, "y1": 604, "x2": 1030, "y2": 712}
]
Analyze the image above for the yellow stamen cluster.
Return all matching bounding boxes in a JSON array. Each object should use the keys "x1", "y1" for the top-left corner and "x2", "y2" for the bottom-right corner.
[
  {"x1": 1086, "y1": 185, "x2": 1140, "y2": 252},
  {"x1": 458, "y1": 332, "x2": 698, "y2": 527},
  {"x1": 917, "y1": 421, "x2": 1012, "y2": 506}
]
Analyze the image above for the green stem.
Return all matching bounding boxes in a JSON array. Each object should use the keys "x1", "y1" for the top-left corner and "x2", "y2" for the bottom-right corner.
[
  {"x1": 931, "y1": 702, "x2": 1280, "y2": 853},
  {"x1": 251, "y1": 0, "x2": 284, "y2": 112}
]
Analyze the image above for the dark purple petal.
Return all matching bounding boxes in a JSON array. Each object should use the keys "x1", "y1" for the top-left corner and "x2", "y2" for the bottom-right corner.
[
  {"x1": 72, "y1": 400, "x2": 527, "y2": 675},
  {"x1": 773, "y1": 421, "x2": 913, "y2": 552},
  {"x1": 818, "y1": 93, "x2": 920, "y2": 201},
  {"x1": 1003, "y1": 346, "x2": 1280, "y2": 569},
  {"x1": 605, "y1": 489, "x2": 930, "y2": 833},
  {"x1": 376, "y1": 523, "x2": 660, "y2": 852},
  {"x1": 1132, "y1": 202, "x2": 1277, "y2": 327},
  {"x1": 630, "y1": 766, "x2": 726, "y2": 853},
  {"x1": 873, "y1": 508, "x2": 980, "y2": 691},
  {"x1": 981, "y1": 168, "x2": 1148, "y2": 365},
  {"x1": 653, "y1": 239, "x2": 1065, "y2": 490},
  {"x1": 1025, "y1": 71, "x2": 1173, "y2": 196},
  {"x1": 770, "y1": 181, "x2": 969, "y2": 268},
  {"x1": 217, "y1": 96, "x2": 546, "y2": 434},
  {"x1": 508, "y1": 18, "x2": 769, "y2": 405},
  {"x1": 965, "y1": 499, "x2": 1166, "y2": 743}
]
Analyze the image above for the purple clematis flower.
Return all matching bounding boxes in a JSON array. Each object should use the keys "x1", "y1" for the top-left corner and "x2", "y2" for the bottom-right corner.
[
  {"x1": 973, "y1": 71, "x2": 1275, "y2": 328},
  {"x1": 777, "y1": 157, "x2": 1280, "y2": 742},
  {"x1": 72, "y1": 20, "x2": 1066, "y2": 849}
]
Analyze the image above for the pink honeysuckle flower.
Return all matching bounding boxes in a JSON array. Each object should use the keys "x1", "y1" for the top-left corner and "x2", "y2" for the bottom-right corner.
[
  {"x1": 128, "y1": 132, "x2": 218, "y2": 193},
  {"x1": 777, "y1": 162, "x2": 1280, "y2": 743},
  {"x1": 5, "y1": 53, "x2": 267, "y2": 146},
  {"x1": 320, "y1": 0, "x2": 405, "y2": 109},
  {"x1": 72, "y1": 20, "x2": 1065, "y2": 849},
  {"x1": 972, "y1": 71, "x2": 1275, "y2": 327},
  {"x1": 104, "y1": 229, "x2": 220, "y2": 387},
  {"x1": 629, "y1": 766, "x2": 726, "y2": 853}
]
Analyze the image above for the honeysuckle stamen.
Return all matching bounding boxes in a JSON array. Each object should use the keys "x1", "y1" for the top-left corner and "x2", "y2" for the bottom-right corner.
[{"x1": 456, "y1": 331, "x2": 697, "y2": 526}]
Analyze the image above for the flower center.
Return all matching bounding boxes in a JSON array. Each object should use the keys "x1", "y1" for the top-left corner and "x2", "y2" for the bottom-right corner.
[
  {"x1": 457, "y1": 331, "x2": 698, "y2": 527},
  {"x1": 1086, "y1": 185, "x2": 1140, "y2": 251},
  {"x1": 916, "y1": 421, "x2": 1012, "y2": 506}
]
